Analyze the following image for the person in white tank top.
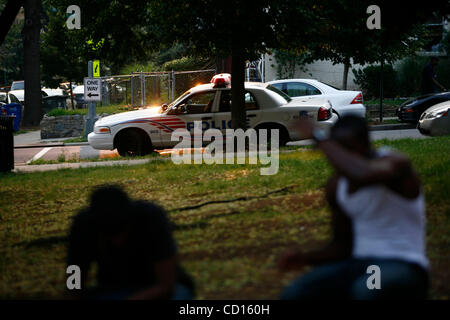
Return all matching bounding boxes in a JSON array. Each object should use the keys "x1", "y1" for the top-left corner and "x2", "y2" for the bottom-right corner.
[{"x1": 279, "y1": 115, "x2": 429, "y2": 299}]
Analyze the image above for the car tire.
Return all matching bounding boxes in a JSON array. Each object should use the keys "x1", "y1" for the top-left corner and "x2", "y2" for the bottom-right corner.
[
  {"x1": 256, "y1": 124, "x2": 289, "y2": 148},
  {"x1": 116, "y1": 129, "x2": 153, "y2": 157}
]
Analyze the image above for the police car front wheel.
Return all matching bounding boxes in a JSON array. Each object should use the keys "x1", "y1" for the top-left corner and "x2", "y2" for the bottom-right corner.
[{"x1": 115, "y1": 129, "x2": 153, "y2": 157}]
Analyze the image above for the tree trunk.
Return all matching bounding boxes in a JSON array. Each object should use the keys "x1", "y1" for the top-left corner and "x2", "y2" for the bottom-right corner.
[
  {"x1": 22, "y1": 0, "x2": 42, "y2": 126},
  {"x1": 231, "y1": 46, "x2": 246, "y2": 130},
  {"x1": 342, "y1": 58, "x2": 351, "y2": 90}
]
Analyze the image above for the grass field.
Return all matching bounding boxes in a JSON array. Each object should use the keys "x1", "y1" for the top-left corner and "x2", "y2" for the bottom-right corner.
[{"x1": 0, "y1": 137, "x2": 449, "y2": 299}]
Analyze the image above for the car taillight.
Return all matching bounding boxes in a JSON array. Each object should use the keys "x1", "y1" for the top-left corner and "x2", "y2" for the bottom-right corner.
[
  {"x1": 405, "y1": 108, "x2": 414, "y2": 113},
  {"x1": 317, "y1": 107, "x2": 330, "y2": 121},
  {"x1": 351, "y1": 93, "x2": 363, "y2": 104}
]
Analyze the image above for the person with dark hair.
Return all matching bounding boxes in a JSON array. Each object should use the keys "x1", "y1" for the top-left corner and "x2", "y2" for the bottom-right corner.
[
  {"x1": 421, "y1": 57, "x2": 446, "y2": 94},
  {"x1": 66, "y1": 185, "x2": 195, "y2": 300},
  {"x1": 279, "y1": 116, "x2": 429, "y2": 299}
]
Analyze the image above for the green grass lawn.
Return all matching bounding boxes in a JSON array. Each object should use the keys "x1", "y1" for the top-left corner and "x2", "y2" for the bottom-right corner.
[{"x1": 0, "y1": 137, "x2": 449, "y2": 299}]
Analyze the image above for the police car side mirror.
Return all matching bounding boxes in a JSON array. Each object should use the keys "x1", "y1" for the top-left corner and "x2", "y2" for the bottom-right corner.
[{"x1": 161, "y1": 104, "x2": 168, "y2": 111}]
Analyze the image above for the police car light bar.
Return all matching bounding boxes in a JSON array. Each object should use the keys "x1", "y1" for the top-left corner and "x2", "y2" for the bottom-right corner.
[{"x1": 211, "y1": 73, "x2": 231, "y2": 88}]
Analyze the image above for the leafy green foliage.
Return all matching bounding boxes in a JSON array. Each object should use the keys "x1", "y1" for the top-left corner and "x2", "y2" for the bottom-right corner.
[
  {"x1": 352, "y1": 64, "x2": 398, "y2": 99},
  {"x1": 0, "y1": 0, "x2": 24, "y2": 86},
  {"x1": 272, "y1": 49, "x2": 311, "y2": 79}
]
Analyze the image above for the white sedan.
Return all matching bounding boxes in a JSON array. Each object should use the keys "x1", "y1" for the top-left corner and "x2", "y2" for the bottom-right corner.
[
  {"x1": 418, "y1": 101, "x2": 450, "y2": 136},
  {"x1": 267, "y1": 79, "x2": 366, "y2": 118},
  {"x1": 89, "y1": 74, "x2": 338, "y2": 156}
]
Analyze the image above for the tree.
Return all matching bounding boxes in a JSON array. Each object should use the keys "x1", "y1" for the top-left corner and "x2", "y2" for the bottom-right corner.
[
  {"x1": 22, "y1": 0, "x2": 42, "y2": 126},
  {"x1": 40, "y1": 1, "x2": 90, "y2": 88},
  {"x1": 0, "y1": 4, "x2": 24, "y2": 86},
  {"x1": 306, "y1": 0, "x2": 449, "y2": 89},
  {"x1": 146, "y1": 0, "x2": 317, "y2": 129}
]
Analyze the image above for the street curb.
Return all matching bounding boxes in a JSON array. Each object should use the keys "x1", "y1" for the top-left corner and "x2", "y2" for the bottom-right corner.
[
  {"x1": 369, "y1": 124, "x2": 416, "y2": 131},
  {"x1": 13, "y1": 158, "x2": 162, "y2": 173},
  {"x1": 14, "y1": 142, "x2": 90, "y2": 149}
]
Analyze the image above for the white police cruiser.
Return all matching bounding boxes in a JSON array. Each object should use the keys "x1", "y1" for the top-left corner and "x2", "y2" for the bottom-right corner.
[{"x1": 88, "y1": 74, "x2": 338, "y2": 156}]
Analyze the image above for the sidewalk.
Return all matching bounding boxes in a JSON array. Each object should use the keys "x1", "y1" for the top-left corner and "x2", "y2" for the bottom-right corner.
[
  {"x1": 13, "y1": 158, "x2": 161, "y2": 173},
  {"x1": 14, "y1": 130, "x2": 89, "y2": 148}
]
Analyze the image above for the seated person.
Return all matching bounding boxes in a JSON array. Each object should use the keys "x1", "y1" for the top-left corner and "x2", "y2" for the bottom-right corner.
[
  {"x1": 279, "y1": 116, "x2": 429, "y2": 299},
  {"x1": 66, "y1": 185, "x2": 195, "y2": 300}
]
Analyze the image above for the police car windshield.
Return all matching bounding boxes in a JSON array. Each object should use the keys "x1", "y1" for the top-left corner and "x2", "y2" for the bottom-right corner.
[
  {"x1": 266, "y1": 85, "x2": 292, "y2": 103},
  {"x1": 166, "y1": 90, "x2": 191, "y2": 111}
]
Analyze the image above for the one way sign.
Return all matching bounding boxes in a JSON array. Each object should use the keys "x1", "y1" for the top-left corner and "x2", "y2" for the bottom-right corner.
[{"x1": 84, "y1": 78, "x2": 102, "y2": 102}]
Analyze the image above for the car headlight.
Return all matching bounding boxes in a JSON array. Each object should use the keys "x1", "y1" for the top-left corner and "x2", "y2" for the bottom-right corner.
[
  {"x1": 425, "y1": 109, "x2": 449, "y2": 119},
  {"x1": 94, "y1": 126, "x2": 111, "y2": 134}
]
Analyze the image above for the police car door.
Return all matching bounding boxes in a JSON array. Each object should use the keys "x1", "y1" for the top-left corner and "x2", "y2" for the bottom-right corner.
[
  {"x1": 213, "y1": 89, "x2": 261, "y2": 134},
  {"x1": 163, "y1": 90, "x2": 218, "y2": 146}
]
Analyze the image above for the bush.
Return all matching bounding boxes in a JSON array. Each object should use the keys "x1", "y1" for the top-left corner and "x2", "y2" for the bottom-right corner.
[
  {"x1": 161, "y1": 56, "x2": 210, "y2": 71},
  {"x1": 352, "y1": 64, "x2": 398, "y2": 99},
  {"x1": 396, "y1": 56, "x2": 450, "y2": 96},
  {"x1": 396, "y1": 56, "x2": 428, "y2": 97},
  {"x1": 436, "y1": 56, "x2": 450, "y2": 90}
]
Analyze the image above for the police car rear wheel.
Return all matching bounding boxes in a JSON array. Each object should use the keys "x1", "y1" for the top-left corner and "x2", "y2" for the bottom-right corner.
[
  {"x1": 256, "y1": 125, "x2": 289, "y2": 147},
  {"x1": 116, "y1": 129, "x2": 153, "y2": 157}
]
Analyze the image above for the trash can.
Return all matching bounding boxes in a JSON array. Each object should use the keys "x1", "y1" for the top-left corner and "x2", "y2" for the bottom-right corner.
[
  {"x1": 0, "y1": 115, "x2": 14, "y2": 172},
  {"x1": 0, "y1": 103, "x2": 22, "y2": 131}
]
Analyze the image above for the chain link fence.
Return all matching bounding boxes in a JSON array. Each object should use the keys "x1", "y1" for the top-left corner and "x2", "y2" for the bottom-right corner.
[{"x1": 97, "y1": 69, "x2": 216, "y2": 107}]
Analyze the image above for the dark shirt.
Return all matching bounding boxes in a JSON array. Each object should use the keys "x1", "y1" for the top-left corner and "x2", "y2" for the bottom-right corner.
[
  {"x1": 67, "y1": 200, "x2": 193, "y2": 293},
  {"x1": 421, "y1": 63, "x2": 437, "y2": 95}
]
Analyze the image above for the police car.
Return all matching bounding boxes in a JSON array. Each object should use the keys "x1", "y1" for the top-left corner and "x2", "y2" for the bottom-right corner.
[{"x1": 88, "y1": 74, "x2": 338, "y2": 156}]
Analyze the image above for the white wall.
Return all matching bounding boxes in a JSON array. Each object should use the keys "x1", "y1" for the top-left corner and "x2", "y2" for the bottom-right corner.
[{"x1": 264, "y1": 54, "x2": 367, "y2": 90}]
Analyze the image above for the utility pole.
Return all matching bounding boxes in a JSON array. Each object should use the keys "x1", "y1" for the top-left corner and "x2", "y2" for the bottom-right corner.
[{"x1": 379, "y1": 55, "x2": 384, "y2": 123}]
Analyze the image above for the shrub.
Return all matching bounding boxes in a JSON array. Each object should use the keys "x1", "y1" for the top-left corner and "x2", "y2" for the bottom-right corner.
[
  {"x1": 396, "y1": 56, "x2": 428, "y2": 97},
  {"x1": 161, "y1": 56, "x2": 211, "y2": 71},
  {"x1": 352, "y1": 64, "x2": 398, "y2": 99}
]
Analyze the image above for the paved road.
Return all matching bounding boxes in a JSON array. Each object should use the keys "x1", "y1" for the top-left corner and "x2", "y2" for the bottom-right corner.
[{"x1": 14, "y1": 128, "x2": 429, "y2": 166}]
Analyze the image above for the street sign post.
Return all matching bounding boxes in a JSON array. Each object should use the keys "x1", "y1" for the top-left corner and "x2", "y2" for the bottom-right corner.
[
  {"x1": 84, "y1": 77, "x2": 102, "y2": 102},
  {"x1": 84, "y1": 60, "x2": 98, "y2": 137},
  {"x1": 93, "y1": 60, "x2": 100, "y2": 77}
]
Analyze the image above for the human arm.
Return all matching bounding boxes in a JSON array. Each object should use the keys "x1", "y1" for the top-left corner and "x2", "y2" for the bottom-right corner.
[
  {"x1": 278, "y1": 177, "x2": 353, "y2": 271},
  {"x1": 432, "y1": 77, "x2": 446, "y2": 91},
  {"x1": 296, "y1": 117, "x2": 418, "y2": 191}
]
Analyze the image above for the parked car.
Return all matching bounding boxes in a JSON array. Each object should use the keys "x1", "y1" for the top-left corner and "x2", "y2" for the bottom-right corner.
[
  {"x1": 42, "y1": 87, "x2": 65, "y2": 97},
  {"x1": 72, "y1": 85, "x2": 86, "y2": 108},
  {"x1": 9, "y1": 80, "x2": 25, "y2": 102},
  {"x1": 266, "y1": 79, "x2": 366, "y2": 118},
  {"x1": 0, "y1": 92, "x2": 21, "y2": 105},
  {"x1": 89, "y1": 73, "x2": 338, "y2": 156},
  {"x1": 417, "y1": 101, "x2": 450, "y2": 136},
  {"x1": 396, "y1": 92, "x2": 450, "y2": 123}
]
